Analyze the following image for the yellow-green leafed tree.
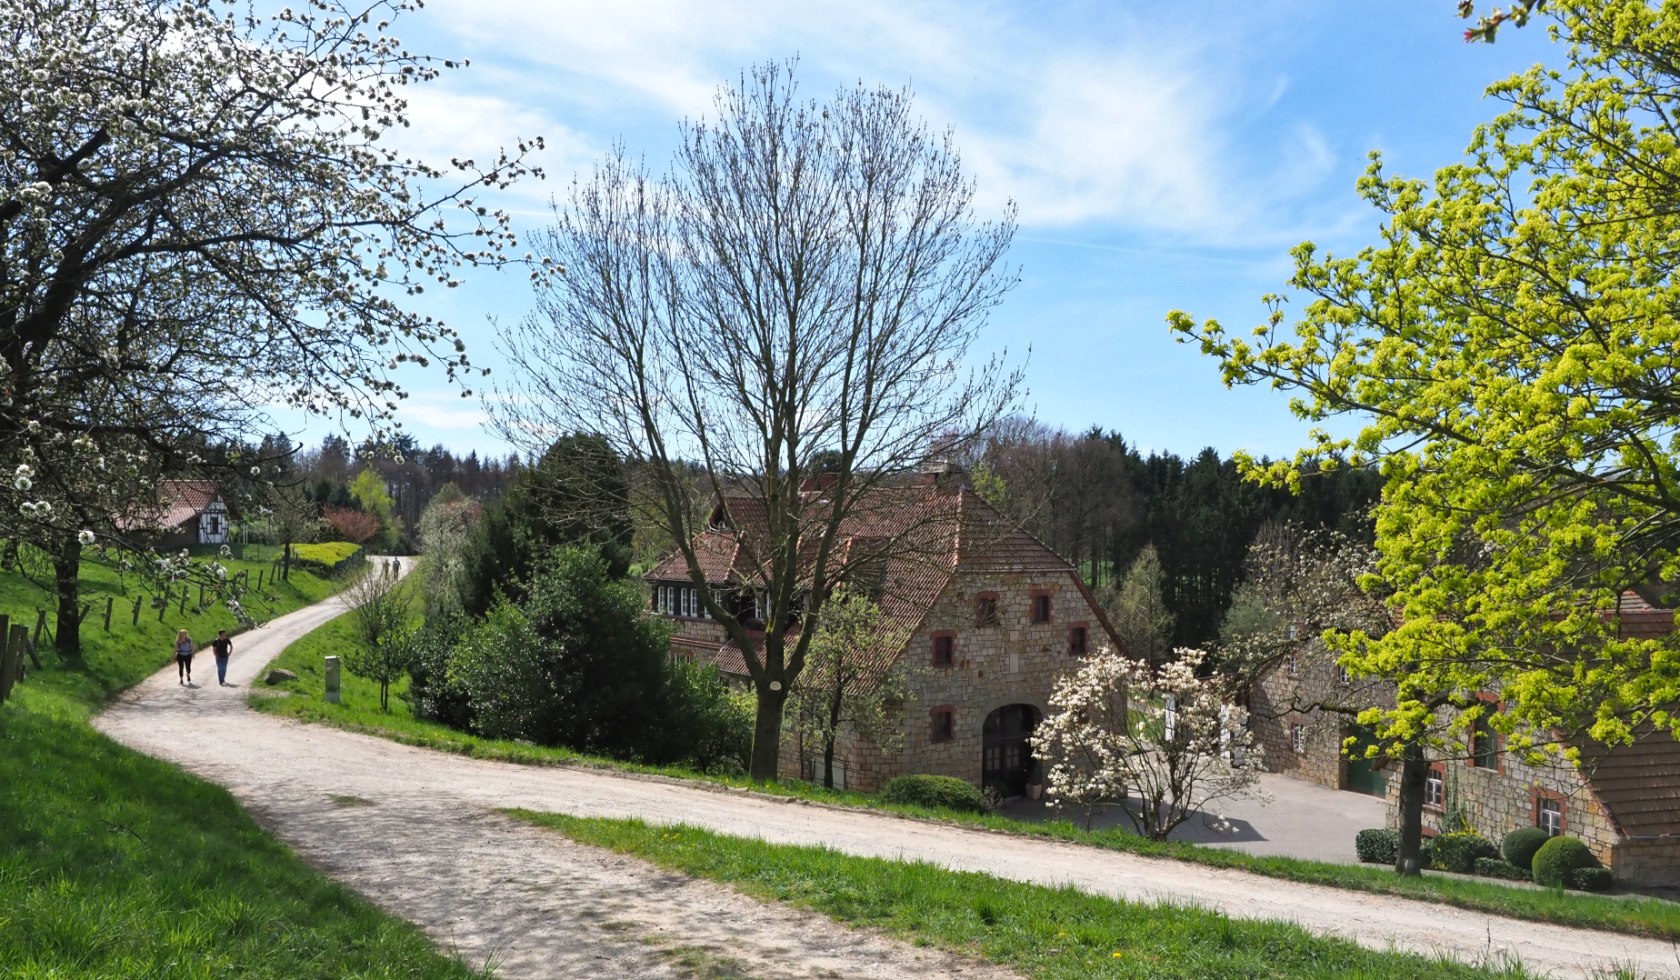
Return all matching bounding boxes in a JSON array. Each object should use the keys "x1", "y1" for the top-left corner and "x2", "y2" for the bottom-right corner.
[{"x1": 1170, "y1": 1, "x2": 1680, "y2": 873}]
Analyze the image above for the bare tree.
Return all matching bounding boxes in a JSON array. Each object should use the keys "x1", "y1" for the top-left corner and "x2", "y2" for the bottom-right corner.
[{"x1": 492, "y1": 61, "x2": 1021, "y2": 779}]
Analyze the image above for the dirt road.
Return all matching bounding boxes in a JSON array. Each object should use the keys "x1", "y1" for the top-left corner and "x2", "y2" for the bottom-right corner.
[{"x1": 94, "y1": 588, "x2": 1679, "y2": 979}]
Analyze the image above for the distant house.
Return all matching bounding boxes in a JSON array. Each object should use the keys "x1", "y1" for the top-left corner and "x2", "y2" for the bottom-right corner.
[
  {"x1": 646, "y1": 466, "x2": 1123, "y2": 794},
  {"x1": 1401, "y1": 591, "x2": 1680, "y2": 887},
  {"x1": 115, "y1": 480, "x2": 231, "y2": 549},
  {"x1": 1254, "y1": 591, "x2": 1680, "y2": 886}
]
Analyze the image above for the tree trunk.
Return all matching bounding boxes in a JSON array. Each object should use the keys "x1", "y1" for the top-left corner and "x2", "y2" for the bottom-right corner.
[
  {"x1": 54, "y1": 536, "x2": 82, "y2": 656},
  {"x1": 282, "y1": 539, "x2": 293, "y2": 581},
  {"x1": 1394, "y1": 741, "x2": 1427, "y2": 876},
  {"x1": 748, "y1": 679, "x2": 788, "y2": 781},
  {"x1": 822, "y1": 680, "x2": 844, "y2": 789}
]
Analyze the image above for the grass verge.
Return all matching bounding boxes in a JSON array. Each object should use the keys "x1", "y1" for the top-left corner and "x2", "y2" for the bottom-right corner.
[
  {"x1": 253, "y1": 597, "x2": 1680, "y2": 945},
  {"x1": 510, "y1": 812, "x2": 1533, "y2": 980},
  {"x1": 0, "y1": 553, "x2": 476, "y2": 977}
]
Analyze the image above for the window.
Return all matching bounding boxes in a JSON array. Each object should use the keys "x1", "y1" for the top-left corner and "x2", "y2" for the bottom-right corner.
[
  {"x1": 1290, "y1": 724, "x2": 1306, "y2": 754},
  {"x1": 974, "y1": 592, "x2": 999, "y2": 626},
  {"x1": 1336, "y1": 665, "x2": 1351, "y2": 686},
  {"x1": 930, "y1": 633, "x2": 955, "y2": 668},
  {"x1": 1068, "y1": 624, "x2": 1089, "y2": 656},
  {"x1": 930, "y1": 707, "x2": 955, "y2": 743},
  {"x1": 1285, "y1": 653, "x2": 1297, "y2": 677},
  {"x1": 1537, "y1": 796, "x2": 1564, "y2": 837},
  {"x1": 1469, "y1": 702, "x2": 1499, "y2": 769},
  {"x1": 1030, "y1": 591, "x2": 1052, "y2": 624},
  {"x1": 1424, "y1": 764, "x2": 1446, "y2": 810}
]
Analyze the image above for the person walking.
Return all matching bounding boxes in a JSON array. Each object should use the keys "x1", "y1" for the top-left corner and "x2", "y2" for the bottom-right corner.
[
  {"x1": 211, "y1": 629, "x2": 233, "y2": 686},
  {"x1": 174, "y1": 629, "x2": 196, "y2": 685}
]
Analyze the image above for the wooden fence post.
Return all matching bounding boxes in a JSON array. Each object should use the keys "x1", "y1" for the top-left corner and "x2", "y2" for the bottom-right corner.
[
  {"x1": 32, "y1": 609, "x2": 46, "y2": 647},
  {"x1": 178, "y1": 590, "x2": 186, "y2": 615},
  {"x1": 103, "y1": 596, "x2": 114, "y2": 631},
  {"x1": 0, "y1": 614, "x2": 14, "y2": 706},
  {"x1": 17, "y1": 623, "x2": 39, "y2": 671},
  {"x1": 132, "y1": 596, "x2": 143, "y2": 626},
  {"x1": 157, "y1": 590, "x2": 167, "y2": 622},
  {"x1": 257, "y1": 569, "x2": 265, "y2": 591}
]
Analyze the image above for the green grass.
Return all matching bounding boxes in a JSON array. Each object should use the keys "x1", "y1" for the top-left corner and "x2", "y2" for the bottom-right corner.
[
  {"x1": 0, "y1": 552, "x2": 477, "y2": 978},
  {"x1": 253, "y1": 598, "x2": 1680, "y2": 946},
  {"x1": 511, "y1": 812, "x2": 1533, "y2": 980}
]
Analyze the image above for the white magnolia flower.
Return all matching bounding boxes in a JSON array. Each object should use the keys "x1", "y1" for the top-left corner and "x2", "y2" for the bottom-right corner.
[{"x1": 77, "y1": 529, "x2": 95, "y2": 545}]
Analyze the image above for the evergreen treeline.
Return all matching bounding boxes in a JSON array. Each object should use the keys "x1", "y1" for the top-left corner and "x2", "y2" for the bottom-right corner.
[{"x1": 979, "y1": 421, "x2": 1381, "y2": 648}]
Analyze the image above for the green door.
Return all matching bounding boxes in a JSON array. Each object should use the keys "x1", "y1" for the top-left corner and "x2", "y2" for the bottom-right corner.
[{"x1": 1343, "y1": 725, "x2": 1388, "y2": 797}]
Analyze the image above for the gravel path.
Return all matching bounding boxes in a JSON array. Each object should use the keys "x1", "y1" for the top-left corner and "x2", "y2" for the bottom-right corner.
[{"x1": 95, "y1": 586, "x2": 1680, "y2": 979}]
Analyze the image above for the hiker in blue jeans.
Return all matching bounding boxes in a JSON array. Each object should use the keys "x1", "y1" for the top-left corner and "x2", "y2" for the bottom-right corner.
[{"x1": 211, "y1": 629, "x2": 233, "y2": 686}]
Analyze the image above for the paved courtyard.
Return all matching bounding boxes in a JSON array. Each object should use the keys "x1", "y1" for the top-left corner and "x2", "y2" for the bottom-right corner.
[{"x1": 999, "y1": 772, "x2": 1387, "y2": 864}]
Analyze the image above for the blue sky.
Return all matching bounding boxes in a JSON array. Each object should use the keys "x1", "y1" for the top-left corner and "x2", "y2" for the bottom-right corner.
[{"x1": 328, "y1": 1, "x2": 1557, "y2": 462}]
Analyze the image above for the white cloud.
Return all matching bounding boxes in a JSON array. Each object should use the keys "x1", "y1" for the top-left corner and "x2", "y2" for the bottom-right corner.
[{"x1": 402, "y1": 0, "x2": 1350, "y2": 248}]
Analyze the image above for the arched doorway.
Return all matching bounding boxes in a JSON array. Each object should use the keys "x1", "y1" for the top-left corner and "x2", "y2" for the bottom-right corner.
[{"x1": 982, "y1": 703, "x2": 1040, "y2": 797}]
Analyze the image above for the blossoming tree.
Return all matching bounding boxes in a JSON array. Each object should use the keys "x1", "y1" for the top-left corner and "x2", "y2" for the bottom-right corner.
[
  {"x1": 1031, "y1": 646, "x2": 1266, "y2": 838},
  {"x1": 0, "y1": 0, "x2": 538, "y2": 651}
]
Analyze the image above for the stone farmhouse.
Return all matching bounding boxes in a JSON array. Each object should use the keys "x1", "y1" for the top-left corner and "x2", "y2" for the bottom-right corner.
[
  {"x1": 1253, "y1": 591, "x2": 1680, "y2": 886},
  {"x1": 114, "y1": 480, "x2": 232, "y2": 549},
  {"x1": 646, "y1": 467, "x2": 1122, "y2": 795}
]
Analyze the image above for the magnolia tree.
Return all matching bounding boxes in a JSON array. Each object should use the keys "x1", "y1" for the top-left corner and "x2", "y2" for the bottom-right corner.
[
  {"x1": 0, "y1": 0, "x2": 538, "y2": 651},
  {"x1": 1031, "y1": 647, "x2": 1266, "y2": 838}
]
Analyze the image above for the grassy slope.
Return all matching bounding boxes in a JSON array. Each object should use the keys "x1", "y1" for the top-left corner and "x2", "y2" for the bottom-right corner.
[
  {"x1": 0, "y1": 552, "x2": 473, "y2": 978},
  {"x1": 255, "y1": 593, "x2": 1680, "y2": 944},
  {"x1": 513, "y1": 812, "x2": 1532, "y2": 980}
]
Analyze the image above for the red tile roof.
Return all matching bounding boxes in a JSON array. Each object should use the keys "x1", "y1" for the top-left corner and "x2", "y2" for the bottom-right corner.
[
  {"x1": 113, "y1": 480, "x2": 221, "y2": 534},
  {"x1": 648, "y1": 483, "x2": 1122, "y2": 684}
]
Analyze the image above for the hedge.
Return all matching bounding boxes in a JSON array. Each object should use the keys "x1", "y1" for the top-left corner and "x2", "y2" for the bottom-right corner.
[
  {"x1": 1430, "y1": 832, "x2": 1499, "y2": 874},
  {"x1": 1570, "y1": 866, "x2": 1615, "y2": 892},
  {"x1": 1354, "y1": 828, "x2": 1398, "y2": 865},
  {"x1": 1473, "y1": 857, "x2": 1530, "y2": 881},
  {"x1": 880, "y1": 774, "x2": 988, "y2": 813},
  {"x1": 287, "y1": 542, "x2": 365, "y2": 578}
]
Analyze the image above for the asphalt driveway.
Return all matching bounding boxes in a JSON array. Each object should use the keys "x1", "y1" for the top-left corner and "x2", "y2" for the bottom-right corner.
[{"x1": 999, "y1": 772, "x2": 1388, "y2": 864}]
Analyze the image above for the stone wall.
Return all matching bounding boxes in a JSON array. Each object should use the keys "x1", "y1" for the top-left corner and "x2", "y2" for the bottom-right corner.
[
  {"x1": 1612, "y1": 838, "x2": 1680, "y2": 888},
  {"x1": 1249, "y1": 639, "x2": 1393, "y2": 793},
  {"x1": 783, "y1": 567, "x2": 1102, "y2": 794},
  {"x1": 1384, "y1": 745, "x2": 1622, "y2": 869}
]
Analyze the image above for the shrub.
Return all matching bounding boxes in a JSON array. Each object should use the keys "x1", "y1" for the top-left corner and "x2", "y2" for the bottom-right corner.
[
  {"x1": 288, "y1": 542, "x2": 365, "y2": 578},
  {"x1": 1354, "y1": 828, "x2": 1398, "y2": 864},
  {"x1": 1419, "y1": 836, "x2": 1437, "y2": 869},
  {"x1": 1532, "y1": 836, "x2": 1598, "y2": 888},
  {"x1": 1502, "y1": 826, "x2": 1550, "y2": 871},
  {"x1": 1570, "y1": 866, "x2": 1615, "y2": 892},
  {"x1": 1429, "y1": 832, "x2": 1500, "y2": 873},
  {"x1": 880, "y1": 775, "x2": 987, "y2": 813},
  {"x1": 660, "y1": 658, "x2": 753, "y2": 774},
  {"x1": 1473, "y1": 857, "x2": 1530, "y2": 881}
]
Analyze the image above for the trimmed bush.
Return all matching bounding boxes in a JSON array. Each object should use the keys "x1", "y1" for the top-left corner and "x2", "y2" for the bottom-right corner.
[
  {"x1": 1570, "y1": 866, "x2": 1615, "y2": 892},
  {"x1": 289, "y1": 542, "x2": 365, "y2": 578},
  {"x1": 1473, "y1": 857, "x2": 1530, "y2": 881},
  {"x1": 1354, "y1": 828, "x2": 1398, "y2": 865},
  {"x1": 1502, "y1": 826, "x2": 1550, "y2": 871},
  {"x1": 1532, "y1": 836, "x2": 1598, "y2": 888},
  {"x1": 880, "y1": 775, "x2": 987, "y2": 813},
  {"x1": 1430, "y1": 832, "x2": 1499, "y2": 873}
]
